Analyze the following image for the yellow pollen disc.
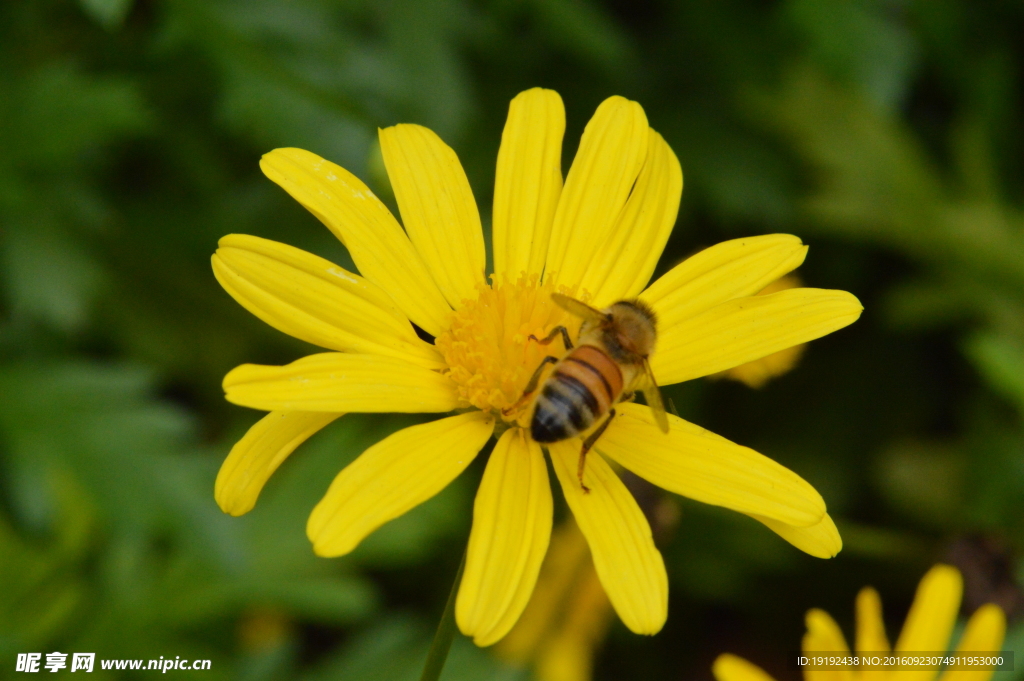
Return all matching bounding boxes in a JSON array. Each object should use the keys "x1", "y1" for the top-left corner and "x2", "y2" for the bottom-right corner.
[{"x1": 436, "y1": 274, "x2": 584, "y2": 424}]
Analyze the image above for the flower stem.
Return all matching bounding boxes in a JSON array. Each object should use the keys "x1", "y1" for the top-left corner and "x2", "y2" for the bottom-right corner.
[{"x1": 419, "y1": 546, "x2": 467, "y2": 681}]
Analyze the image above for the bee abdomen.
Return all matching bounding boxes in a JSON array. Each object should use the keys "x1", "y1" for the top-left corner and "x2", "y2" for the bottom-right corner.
[
  {"x1": 531, "y1": 374, "x2": 597, "y2": 442},
  {"x1": 529, "y1": 345, "x2": 625, "y2": 444},
  {"x1": 560, "y1": 346, "x2": 622, "y2": 409}
]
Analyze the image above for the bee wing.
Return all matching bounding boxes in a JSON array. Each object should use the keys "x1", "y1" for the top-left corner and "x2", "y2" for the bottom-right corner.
[
  {"x1": 551, "y1": 293, "x2": 607, "y2": 321},
  {"x1": 641, "y1": 358, "x2": 670, "y2": 433}
]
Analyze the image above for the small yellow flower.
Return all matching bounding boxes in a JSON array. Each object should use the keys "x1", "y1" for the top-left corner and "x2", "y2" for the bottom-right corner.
[
  {"x1": 713, "y1": 565, "x2": 1007, "y2": 681},
  {"x1": 211, "y1": 88, "x2": 863, "y2": 645}
]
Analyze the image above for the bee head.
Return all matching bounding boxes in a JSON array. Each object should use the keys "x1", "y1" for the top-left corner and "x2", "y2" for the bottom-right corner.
[{"x1": 602, "y1": 299, "x2": 657, "y2": 361}]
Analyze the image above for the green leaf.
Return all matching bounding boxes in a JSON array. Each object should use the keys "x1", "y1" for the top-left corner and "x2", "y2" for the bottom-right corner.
[
  {"x1": 965, "y1": 332, "x2": 1024, "y2": 414},
  {"x1": 785, "y1": 0, "x2": 918, "y2": 108},
  {"x1": 0, "y1": 476, "x2": 91, "y2": 659},
  {"x1": 79, "y1": 0, "x2": 135, "y2": 30},
  {"x1": 7, "y1": 63, "x2": 150, "y2": 168},
  {"x1": 2, "y1": 223, "x2": 105, "y2": 331}
]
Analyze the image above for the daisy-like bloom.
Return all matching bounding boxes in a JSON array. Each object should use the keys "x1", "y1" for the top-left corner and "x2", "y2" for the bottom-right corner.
[
  {"x1": 713, "y1": 564, "x2": 1007, "y2": 681},
  {"x1": 212, "y1": 88, "x2": 863, "y2": 645}
]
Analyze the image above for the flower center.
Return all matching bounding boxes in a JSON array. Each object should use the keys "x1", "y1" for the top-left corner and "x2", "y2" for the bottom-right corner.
[{"x1": 436, "y1": 273, "x2": 584, "y2": 424}]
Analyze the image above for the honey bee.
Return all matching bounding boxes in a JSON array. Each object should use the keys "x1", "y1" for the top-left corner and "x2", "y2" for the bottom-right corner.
[{"x1": 505, "y1": 293, "x2": 670, "y2": 492}]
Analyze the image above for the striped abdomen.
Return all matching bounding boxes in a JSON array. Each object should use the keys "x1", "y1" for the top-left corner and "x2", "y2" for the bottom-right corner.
[{"x1": 530, "y1": 345, "x2": 624, "y2": 443}]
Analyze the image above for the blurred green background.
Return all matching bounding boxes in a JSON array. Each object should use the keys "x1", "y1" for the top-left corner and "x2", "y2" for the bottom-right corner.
[{"x1": 3, "y1": 0, "x2": 1024, "y2": 678}]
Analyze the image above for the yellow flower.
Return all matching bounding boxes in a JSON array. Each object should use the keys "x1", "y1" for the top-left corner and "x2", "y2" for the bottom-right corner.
[
  {"x1": 211, "y1": 88, "x2": 863, "y2": 645},
  {"x1": 713, "y1": 565, "x2": 1007, "y2": 681}
]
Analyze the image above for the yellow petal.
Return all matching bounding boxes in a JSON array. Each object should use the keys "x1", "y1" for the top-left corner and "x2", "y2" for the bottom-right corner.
[
  {"x1": 641, "y1": 234, "x2": 808, "y2": 328},
  {"x1": 213, "y1": 234, "x2": 442, "y2": 368},
  {"x1": 259, "y1": 148, "x2": 451, "y2": 336},
  {"x1": 535, "y1": 632, "x2": 592, "y2": 681},
  {"x1": 215, "y1": 411, "x2": 341, "y2": 516},
  {"x1": 534, "y1": 564, "x2": 613, "y2": 681},
  {"x1": 579, "y1": 129, "x2": 683, "y2": 306},
  {"x1": 955, "y1": 604, "x2": 1006, "y2": 652},
  {"x1": 457, "y1": 428, "x2": 553, "y2": 646},
  {"x1": 223, "y1": 352, "x2": 459, "y2": 413},
  {"x1": 895, "y1": 564, "x2": 962, "y2": 657},
  {"x1": 803, "y1": 609, "x2": 854, "y2": 681},
  {"x1": 855, "y1": 587, "x2": 890, "y2": 654},
  {"x1": 379, "y1": 124, "x2": 486, "y2": 308},
  {"x1": 548, "y1": 440, "x2": 667, "y2": 635},
  {"x1": 545, "y1": 96, "x2": 649, "y2": 288},
  {"x1": 805, "y1": 608, "x2": 852, "y2": 652},
  {"x1": 651, "y1": 287, "x2": 863, "y2": 387},
  {"x1": 492, "y1": 88, "x2": 565, "y2": 279},
  {"x1": 712, "y1": 654, "x2": 779, "y2": 681},
  {"x1": 307, "y1": 412, "x2": 494, "y2": 556},
  {"x1": 716, "y1": 343, "x2": 805, "y2": 389},
  {"x1": 496, "y1": 518, "x2": 590, "y2": 664},
  {"x1": 939, "y1": 604, "x2": 1006, "y2": 681},
  {"x1": 598, "y1": 403, "x2": 826, "y2": 527},
  {"x1": 748, "y1": 512, "x2": 842, "y2": 558}
]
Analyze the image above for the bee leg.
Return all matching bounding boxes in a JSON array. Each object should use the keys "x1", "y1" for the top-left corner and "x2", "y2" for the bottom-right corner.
[
  {"x1": 501, "y1": 356, "x2": 559, "y2": 416},
  {"x1": 667, "y1": 396, "x2": 679, "y2": 418},
  {"x1": 618, "y1": 391, "x2": 635, "y2": 404},
  {"x1": 577, "y1": 408, "x2": 616, "y2": 494},
  {"x1": 528, "y1": 326, "x2": 573, "y2": 350}
]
